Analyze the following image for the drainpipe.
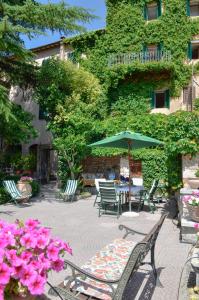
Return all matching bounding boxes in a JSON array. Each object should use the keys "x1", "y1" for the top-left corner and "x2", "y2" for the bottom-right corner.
[{"x1": 60, "y1": 36, "x2": 65, "y2": 60}]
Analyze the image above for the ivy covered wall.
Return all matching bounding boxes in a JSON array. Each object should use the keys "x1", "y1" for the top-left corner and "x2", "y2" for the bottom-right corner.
[{"x1": 63, "y1": 0, "x2": 199, "y2": 190}]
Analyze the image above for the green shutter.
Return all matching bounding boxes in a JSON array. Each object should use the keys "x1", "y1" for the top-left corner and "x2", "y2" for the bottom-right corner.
[
  {"x1": 158, "y1": 0, "x2": 162, "y2": 17},
  {"x1": 151, "y1": 91, "x2": 155, "y2": 109},
  {"x1": 186, "y1": 0, "x2": 190, "y2": 16},
  {"x1": 144, "y1": 5, "x2": 147, "y2": 20},
  {"x1": 188, "y1": 42, "x2": 192, "y2": 59},
  {"x1": 165, "y1": 90, "x2": 170, "y2": 109},
  {"x1": 158, "y1": 42, "x2": 163, "y2": 52}
]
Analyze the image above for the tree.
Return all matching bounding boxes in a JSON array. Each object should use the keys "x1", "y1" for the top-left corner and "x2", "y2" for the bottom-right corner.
[
  {"x1": 36, "y1": 58, "x2": 105, "y2": 181},
  {"x1": 0, "y1": 0, "x2": 94, "y2": 155}
]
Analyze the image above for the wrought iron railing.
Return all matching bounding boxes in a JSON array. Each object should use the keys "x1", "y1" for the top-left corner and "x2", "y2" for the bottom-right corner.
[{"x1": 108, "y1": 50, "x2": 172, "y2": 67}]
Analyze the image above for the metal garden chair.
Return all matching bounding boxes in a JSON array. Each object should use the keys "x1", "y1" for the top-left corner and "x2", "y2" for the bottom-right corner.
[
  {"x1": 99, "y1": 186, "x2": 121, "y2": 218},
  {"x1": 59, "y1": 180, "x2": 78, "y2": 202},
  {"x1": 93, "y1": 178, "x2": 106, "y2": 207},
  {"x1": 3, "y1": 180, "x2": 31, "y2": 205},
  {"x1": 139, "y1": 179, "x2": 159, "y2": 213}
]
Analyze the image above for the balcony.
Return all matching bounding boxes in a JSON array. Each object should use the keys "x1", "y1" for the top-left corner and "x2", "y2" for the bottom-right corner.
[{"x1": 108, "y1": 50, "x2": 172, "y2": 67}]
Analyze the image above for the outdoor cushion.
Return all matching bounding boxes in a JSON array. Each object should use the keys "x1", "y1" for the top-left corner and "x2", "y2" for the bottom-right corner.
[{"x1": 70, "y1": 238, "x2": 136, "y2": 300}]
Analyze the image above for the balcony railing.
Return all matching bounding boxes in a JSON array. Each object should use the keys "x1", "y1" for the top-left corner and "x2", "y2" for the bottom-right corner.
[{"x1": 108, "y1": 50, "x2": 172, "y2": 67}]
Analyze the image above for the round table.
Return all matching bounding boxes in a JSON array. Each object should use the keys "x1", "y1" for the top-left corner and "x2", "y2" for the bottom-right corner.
[{"x1": 116, "y1": 185, "x2": 144, "y2": 217}]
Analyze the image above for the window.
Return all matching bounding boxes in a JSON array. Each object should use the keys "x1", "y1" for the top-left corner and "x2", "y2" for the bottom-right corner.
[
  {"x1": 144, "y1": 1, "x2": 161, "y2": 21},
  {"x1": 188, "y1": 41, "x2": 199, "y2": 59},
  {"x1": 151, "y1": 90, "x2": 170, "y2": 109},
  {"x1": 188, "y1": 0, "x2": 199, "y2": 16},
  {"x1": 39, "y1": 106, "x2": 47, "y2": 120},
  {"x1": 147, "y1": 44, "x2": 158, "y2": 53},
  {"x1": 67, "y1": 51, "x2": 75, "y2": 62}
]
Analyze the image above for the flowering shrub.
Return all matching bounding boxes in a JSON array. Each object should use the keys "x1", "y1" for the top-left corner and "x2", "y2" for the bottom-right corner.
[
  {"x1": 183, "y1": 191, "x2": 199, "y2": 207},
  {"x1": 0, "y1": 219, "x2": 72, "y2": 299},
  {"x1": 20, "y1": 176, "x2": 33, "y2": 183}
]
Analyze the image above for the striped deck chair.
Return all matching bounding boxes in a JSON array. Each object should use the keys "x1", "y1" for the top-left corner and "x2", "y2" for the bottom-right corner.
[
  {"x1": 3, "y1": 180, "x2": 31, "y2": 205},
  {"x1": 59, "y1": 180, "x2": 77, "y2": 202}
]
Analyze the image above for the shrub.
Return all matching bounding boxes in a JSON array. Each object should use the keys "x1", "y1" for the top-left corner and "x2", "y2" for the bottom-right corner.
[
  {"x1": 30, "y1": 180, "x2": 40, "y2": 197},
  {"x1": 0, "y1": 187, "x2": 11, "y2": 204}
]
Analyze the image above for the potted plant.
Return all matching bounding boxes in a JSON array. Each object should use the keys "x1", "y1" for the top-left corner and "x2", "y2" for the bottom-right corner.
[
  {"x1": 0, "y1": 219, "x2": 72, "y2": 299},
  {"x1": 183, "y1": 191, "x2": 199, "y2": 222},
  {"x1": 17, "y1": 177, "x2": 33, "y2": 198}
]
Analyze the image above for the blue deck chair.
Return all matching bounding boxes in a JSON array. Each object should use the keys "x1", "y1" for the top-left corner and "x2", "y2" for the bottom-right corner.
[
  {"x1": 59, "y1": 180, "x2": 77, "y2": 202},
  {"x1": 3, "y1": 180, "x2": 31, "y2": 205}
]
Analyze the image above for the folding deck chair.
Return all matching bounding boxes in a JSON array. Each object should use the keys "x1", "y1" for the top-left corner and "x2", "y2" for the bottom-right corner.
[{"x1": 3, "y1": 180, "x2": 31, "y2": 205}]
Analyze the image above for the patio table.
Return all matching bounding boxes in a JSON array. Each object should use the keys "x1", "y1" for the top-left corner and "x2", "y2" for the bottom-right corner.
[{"x1": 116, "y1": 185, "x2": 144, "y2": 211}]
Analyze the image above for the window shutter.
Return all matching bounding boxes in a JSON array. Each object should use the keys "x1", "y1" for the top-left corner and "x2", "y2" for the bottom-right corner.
[
  {"x1": 151, "y1": 91, "x2": 155, "y2": 109},
  {"x1": 158, "y1": 0, "x2": 162, "y2": 17},
  {"x1": 144, "y1": 5, "x2": 147, "y2": 20},
  {"x1": 186, "y1": 0, "x2": 190, "y2": 16},
  {"x1": 165, "y1": 90, "x2": 170, "y2": 109},
  {"x1": 158, "y1": 42, "x2": 163, "y2": 52},
  {"x1": 187, "y1": 42, "x2": 192, "y2": 59}
]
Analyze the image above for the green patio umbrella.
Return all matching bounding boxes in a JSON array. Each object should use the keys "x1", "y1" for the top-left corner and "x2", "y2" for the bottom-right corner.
[{"x1": 89, "y1": 131, "x2": 163, "y2": 203}]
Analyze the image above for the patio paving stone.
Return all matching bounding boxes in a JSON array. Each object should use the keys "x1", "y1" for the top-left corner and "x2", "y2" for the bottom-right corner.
[{"x1": 0, "y1": 184, "x2": 192, "y2": 299}]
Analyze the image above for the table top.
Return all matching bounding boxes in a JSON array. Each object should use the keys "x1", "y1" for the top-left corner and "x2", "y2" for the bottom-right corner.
[{"x1": 116, "y1": 185, "x2": 144, "y2": 194}]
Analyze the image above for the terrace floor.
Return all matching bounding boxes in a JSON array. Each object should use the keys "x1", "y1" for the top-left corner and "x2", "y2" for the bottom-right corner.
[{"x1": 0, "y1": 184, "x2": 192, "y2": 300}]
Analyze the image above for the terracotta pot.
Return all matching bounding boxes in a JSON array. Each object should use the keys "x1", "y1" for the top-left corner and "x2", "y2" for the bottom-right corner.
[
  {"x1": 187, "y1": 204, "x2": 199, "y2": 222},
  {"x1": 17, "y1": 181, "x2": 32, "y2": 198}
]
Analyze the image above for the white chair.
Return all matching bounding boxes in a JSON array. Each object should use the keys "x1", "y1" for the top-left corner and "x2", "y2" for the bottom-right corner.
[
  {"x1": 94, "y1": 178, "x2": 106, "y2": 206},
  {"x1": 132, "y1": 178, "x2": 143, "y2": 186}
]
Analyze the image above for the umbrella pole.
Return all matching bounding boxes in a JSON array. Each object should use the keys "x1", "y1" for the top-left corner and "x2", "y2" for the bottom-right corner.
[{"x1": 128, "y1": 141, "x2": 131, "y2": 212}]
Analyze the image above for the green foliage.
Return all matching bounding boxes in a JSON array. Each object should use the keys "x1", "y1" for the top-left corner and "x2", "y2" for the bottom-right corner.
[
  {"x1": 36, "y1": 59, "x2": 105, "y2": 181},
  {"x1": 69, "y1": 0, "x2": 197, "y2": 95},
  {"x1": 60, "y1": 0, "x2": 199, "y2": 190},
  {"x1": 10, "y1": 153, "x2": 37, "y2": 171},
  {"x1": 194, "y1": 98, "x2": 199, "y2": 111},
  {"x1": 0, "y1": 103, "x2": 37, "y2": 149},
  {"x1": 30, "y1": 180, "x2": 40, "y2": 197},
  {"x1": 195, "y1": 169, "x2": 199, "y2": 178},
  {"x1": 0, "y1": 0, "x2": 94, "y2": 156},
  {"x1": 0, "y1": 187, "x2": 11, "y2": 204}
]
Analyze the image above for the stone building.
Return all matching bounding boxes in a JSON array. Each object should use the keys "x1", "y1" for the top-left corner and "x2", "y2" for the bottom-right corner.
[
  {"x1": 11, "y1": 0, "x2": 199, "y2": 186},
  {"x1": 10, "y1": 39, "x2": 74, "y2": 182}
]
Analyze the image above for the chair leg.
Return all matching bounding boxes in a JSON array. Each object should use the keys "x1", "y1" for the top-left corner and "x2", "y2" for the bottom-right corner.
[{"x1": 94, "y1": 193, "x2": 99, "y2": 207}]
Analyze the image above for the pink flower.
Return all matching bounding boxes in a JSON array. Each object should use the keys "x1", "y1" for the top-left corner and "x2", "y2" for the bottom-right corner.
[
  {"x1": 194, "y1": 223, "x2": 199, "y2": 229},
  {"x1": 5, "y1": 249, "x2": 23, "y2": 267},
  {"x1": 51, "y1": 259, "x2": 64, "y2": 272},
  {"x1": 38, "y1": 254, "x2": 50, "y2": 270},
  {"x1": 0, "y1": 263, "x2": 11, "y2": 285},
  {"x1": 38, "y1": 227, "x2": 50, "y2": 239},
  {"x1": 0, "y1": 285, "x2": 4, "y2": 300},
  {"x1": 0, "y1": 249, "x2": 4, "y2": 264},
  {"x1": 27, "y1": 275, "x2": 45, "y2": 295},
  {"x1": 20, "y1": 251, "x2": 32, "y2": 263},
  {"x1": 19, "y1": 266, "x2": 37, "y2": 287},
  {"x1": 47, "y1": 244, "x2": 59, "y2": 261},
  {"x1": 25, "y1": 219, "x2": 40, "y2": 230},
  {"x1": 36, "y1": 235, "x2": 49, "y2": 249},
  {"x1": 21, "y1": 233, "x2": 36, "y2": 249}
]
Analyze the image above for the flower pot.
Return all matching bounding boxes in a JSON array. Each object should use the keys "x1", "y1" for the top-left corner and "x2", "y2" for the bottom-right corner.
[
  {"x1": 17, "y1": 181, "x2": 32, "y2": 198},
  {"x1": 187, "y1": 204, "x2": 199, "y2": 222}
]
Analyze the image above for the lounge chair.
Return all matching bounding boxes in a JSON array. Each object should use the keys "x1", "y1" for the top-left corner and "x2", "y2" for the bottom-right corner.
[
  {"x1": 3, "y1": 180, "x2": 31, "y2": 205},
  {"x1": 59, "y1": 180, "x2": 77, "y2": 202}
]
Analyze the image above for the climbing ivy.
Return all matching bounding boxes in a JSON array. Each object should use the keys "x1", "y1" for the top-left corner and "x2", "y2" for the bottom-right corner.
[{"x1": 62, "y1": 0, "x2": 199, "y2": 190}]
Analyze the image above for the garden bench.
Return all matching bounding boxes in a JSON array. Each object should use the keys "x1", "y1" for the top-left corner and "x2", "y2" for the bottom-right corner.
[{"x1": 48, "y1": 213, "x2": 167, "y2": 300}]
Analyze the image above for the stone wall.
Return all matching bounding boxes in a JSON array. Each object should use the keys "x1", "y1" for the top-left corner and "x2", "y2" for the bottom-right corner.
[{"x1": 182, "y1": 154, "x2": 199, "y2": 188}]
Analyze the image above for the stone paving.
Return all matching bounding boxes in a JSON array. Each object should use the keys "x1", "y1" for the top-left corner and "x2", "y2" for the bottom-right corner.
[{"x1": 0, "y1": 184, "x2": 192, "y2": 300}]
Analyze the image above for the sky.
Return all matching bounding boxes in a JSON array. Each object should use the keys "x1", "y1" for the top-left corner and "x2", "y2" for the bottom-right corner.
[{"x1": 23, "y1": 0, "x2": 106, "y2": 49}]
